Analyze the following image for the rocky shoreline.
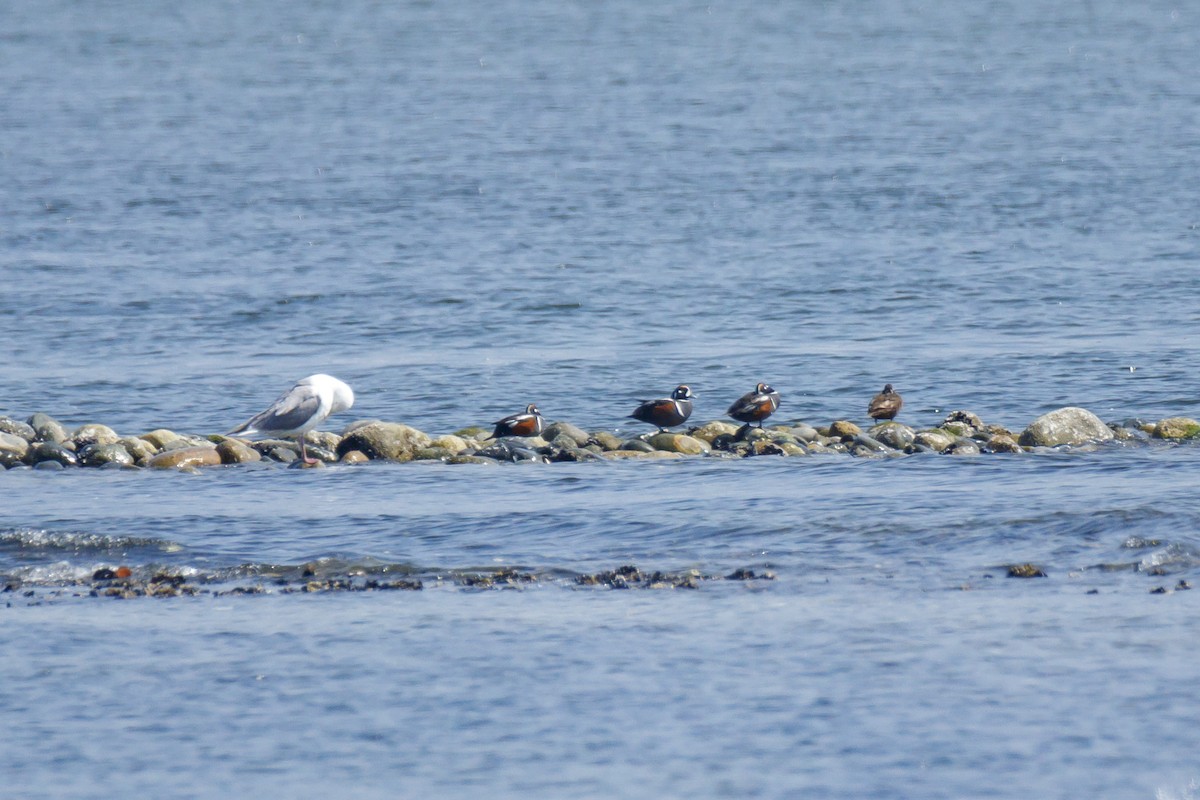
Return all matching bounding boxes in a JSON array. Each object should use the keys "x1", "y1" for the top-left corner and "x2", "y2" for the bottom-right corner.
[{"x1": 1, "y1": 406, "x2": 1198, "y2": 471}]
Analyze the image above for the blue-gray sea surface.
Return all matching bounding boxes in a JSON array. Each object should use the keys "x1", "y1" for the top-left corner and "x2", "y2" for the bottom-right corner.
[{"x1": 3, "y1": 0, "x2": 1200, "y2": 797}]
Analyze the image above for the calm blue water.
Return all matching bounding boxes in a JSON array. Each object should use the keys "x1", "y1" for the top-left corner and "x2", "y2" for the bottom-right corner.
[{"x1": 3, "y1": 0, "x2": 1200, "y2": 797}]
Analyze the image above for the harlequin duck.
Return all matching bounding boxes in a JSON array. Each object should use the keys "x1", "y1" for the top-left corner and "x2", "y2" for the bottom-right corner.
[
  {"x1": 867, "y1": 384, "x2": 903, "y2": 422},
  {"x1": 487, "y1": 403, "x2": 545, "y2": 439},
  {"x1": 727, "y1": 383, "x2": 780, "y2": 428},
  {"x1": 629, "y1": 385, "x2": 694, "y2": 432}
]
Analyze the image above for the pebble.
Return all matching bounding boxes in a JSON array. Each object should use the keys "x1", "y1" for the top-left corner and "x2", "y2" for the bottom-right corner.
[
  {"x1": 984, "y1": 434, "x2": 1023, "y2": 454},
  {"x1": 216, "y1": 439, "x2": 262, "y2": 464},
  {"x1": 541, "y1": 421, "x2": 590, "y2": 447},
  {"x1": 0, "y1": 431, "x2": 31, "y2": 461},
  {"x1": 30, "y1": 442, "x2": 79, "y2": 467},
  {"x1": 588, "y1": 431, "x2": 624, "y2": 451},
  {"x1": 689, "y1": 420, "x2": 740, "y2": 443},
  {"x1": 0, "y1": 417, "x2": 36, "y2": 442},
  {"x1": 827, "y1": 420, "x2": 862, "y2": 440},
  {"x1": 119, "y1": 437, "x2": 158, "y2": 464},
  {"x1": 79, "y1": 443, "x2": 135, "y2": 468},
  {"x1": 140, "y1": 429, "x2": 183, "y2": 450},
  {"x1": 335, "y1": 422, "x2": 433, "y2": 461},
  {"x1": 429, "y1": 434, "x2": 469, "y2": 454},
  {"x1": 71, "y1": 424, "x2": 120, "y2": 449},
  {"x1": 27, "y1": 413, "x2": 68, "y2": 444},
  {"x1": 2, "y1": 404, "x2": 1200, "y2": 473},
  {"x1": 912, "y1": 429, "x2": 954, "y2": 453},
  {"x1": 647, "y1": 432, "x2": 710, "y2": 455},
  {"x1": 147, "y1": 447, "x2": 222, "y2": 469},
  {"x1": 869, "y1": 422, "x2": 915, "y2": 450},
  {"x1": 945, "y1": 439, "x2": 981, "y2": 456}
]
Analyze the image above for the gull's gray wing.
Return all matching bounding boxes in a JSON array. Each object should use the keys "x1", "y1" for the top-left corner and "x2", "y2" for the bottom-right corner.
[{"x1": 229, "y1": 382, "x2": 322, "y2": 436}]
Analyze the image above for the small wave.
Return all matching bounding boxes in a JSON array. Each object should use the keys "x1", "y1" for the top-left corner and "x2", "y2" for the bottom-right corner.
[{"x1": 0, "y1": 527, "x2": 183, "y2": 554}]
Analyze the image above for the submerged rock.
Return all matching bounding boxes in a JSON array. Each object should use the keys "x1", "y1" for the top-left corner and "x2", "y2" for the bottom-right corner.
[{"x1": 1018, "y1": 407, "x2": 1114, "y2": 447}]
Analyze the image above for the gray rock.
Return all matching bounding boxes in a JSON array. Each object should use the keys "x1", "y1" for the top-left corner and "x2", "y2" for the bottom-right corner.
[
  {"x1": 946, "y1": 439, "x2": 981, "y2": 456},
  {"x1": 868, "y1": 422, "x2": 915, "y2": 450},
  {"x1": 985, "y1": 434, "x2": 1024, "y2": 453},
  {"x1": 588, "y1": 431, "x2": 624, "y2": 451},
  {"x1": 27, "y1": 413, "x2": 68, "y2": 444},
  {"x1": 852, "y1": 433, "x2": 891, "y2": 453},
  {"x1": 542, "y1": 421, "x2": 589, "y2": 447},
  {"x1": 119, "y1": 437, "x2": 158, "y2": 465},
  {"x1": 1018, "y1": 407, "x2": 1114, "y2": 447},
  {"x1": 33, "y1": 460, "x2": 64, "y2": 471},
  {"x1": 788, "y1": 424, "x2": 820, "y2": 443},
  {"x1": 620, "y1": 439, "x2": 656, "y2": 453},
  {"x1": 429, "y1": 435, "x2": 469, "y2": 454},
  {"x1": 474, "y1": 441, "x2": 546, "y2": 463},
  {"x1": 0, "y1": 431, "x2": 30, "y2": 460},
  {"x1": 29, "y1": 441, "x2": 79, "y2": 467},
  {"x1": 80, "y1": 443, "x2": 135, "y2": 468},
  {"x1": 690, "y1": 420, "x2": 740, "y2": 443},
  {"x1": 447, "y1": 454, "x2": 501, "y2": 466},
  {"x1": 71, "y1": 424, "x2": 120, "y2": 449},
  {"x1": 0, "y1": 417, "x2": 36, "y2": 442},
  {"x1": 912, "y1": 429, "x2": 955, "y2": 452},
  {"x1": 335, "y1": 422, "x2": 432, "y2": 461}
]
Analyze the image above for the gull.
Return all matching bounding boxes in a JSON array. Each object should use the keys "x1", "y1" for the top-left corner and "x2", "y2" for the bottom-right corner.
[{"x1": 228, "y1": 374, "x2": 354, "y2": 464}]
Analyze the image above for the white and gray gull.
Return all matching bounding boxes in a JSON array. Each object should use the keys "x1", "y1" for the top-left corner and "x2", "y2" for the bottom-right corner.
[{"x1": 227, "y1": 373, "x2": 354, "y2": 464}]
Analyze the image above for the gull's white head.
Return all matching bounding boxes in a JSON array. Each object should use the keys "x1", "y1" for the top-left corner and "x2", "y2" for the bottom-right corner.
[{"x1": 304, "y1": 374, "x2": 355, "y2": 414}]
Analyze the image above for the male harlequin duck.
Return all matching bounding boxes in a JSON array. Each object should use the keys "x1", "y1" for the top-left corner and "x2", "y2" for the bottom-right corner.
[
  {"x1": 726, "y1": 382, "x2": 781, "y2": 428},
  {"x1": 629, "y1": 385, "x2": 694, "y2": 432},
  {"x1": 487, "y1": 403, "x2": 545, "y2": 439},
  {"x1": 867, "y1": 384, "x2": 903, "y2": 422}
]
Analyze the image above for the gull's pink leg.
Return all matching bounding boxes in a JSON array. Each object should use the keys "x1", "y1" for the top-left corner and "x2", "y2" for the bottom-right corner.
[{"x1": 299, "y1": 436, "x2": 318, "y2": 465}]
